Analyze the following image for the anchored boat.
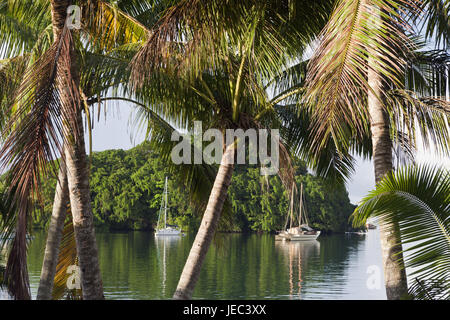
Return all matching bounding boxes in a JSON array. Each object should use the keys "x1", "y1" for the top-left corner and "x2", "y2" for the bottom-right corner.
[
  {"x1": 275, "y1": 182, "x2": 320, "y2": 241},
  {"x1": 155, "y1": 177, "x2": 182, "y2": 236}
]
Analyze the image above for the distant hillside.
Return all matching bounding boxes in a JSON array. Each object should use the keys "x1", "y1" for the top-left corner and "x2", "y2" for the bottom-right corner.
[{"x1": 22, "y1": 143, "x2": 355, "y2": 233}]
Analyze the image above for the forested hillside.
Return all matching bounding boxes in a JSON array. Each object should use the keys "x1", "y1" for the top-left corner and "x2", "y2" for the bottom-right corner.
[{"x1": 14, "y1": 143, "x2": 355, "y2": 233}]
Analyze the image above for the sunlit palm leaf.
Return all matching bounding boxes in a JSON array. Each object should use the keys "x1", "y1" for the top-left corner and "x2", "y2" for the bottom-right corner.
[
  {"x1": 130, "y1": 0, "x2": 330, "y2": 88},
  {"x1": 82, "y1": 0, "x2": 151, "y2": 51},
  {"x1": 352, "y1": 165, "x2": 450, "y2": 299},
  {"x1": 386, "y1": 89, "x2": 450, "y2": 158},
  {"x1": 0, "y1": 55, "x2": 30, "y2": 132},
  {"x1": 275, "y1": 103, "x2": 362, "y2": 183},
  {"x1": 0, "y1": 0, "x2": 51, "y2": 58},
  {"x1": 0, "y1": 26, "x2": 80, "y2": 300},
  {"x1": 305, "y1": 0, "x2": 417, "y2": 156},
  {"x1": 52, "y1": 212, "x2": 82, "y2": 300}
]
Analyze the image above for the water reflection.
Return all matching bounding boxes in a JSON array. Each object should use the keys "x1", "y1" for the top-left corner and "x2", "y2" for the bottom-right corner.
[
  {"x1": 275, "y1": 240, "x2": 320, "y2": 299},
  {"x1": 154, "y1": 236, "x2": 182, "y2": 296},
  {"x1": 1, "y1": 230, "x2": 387, "y2": 300}
]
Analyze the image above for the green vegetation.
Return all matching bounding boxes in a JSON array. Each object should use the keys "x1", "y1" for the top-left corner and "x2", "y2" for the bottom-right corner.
[
  {"x1": 24, "y1": 143, "x2": 355, "y2": 233},
  {"x1": 353, "y1": 165, "x2": 450, "y2": 300}
]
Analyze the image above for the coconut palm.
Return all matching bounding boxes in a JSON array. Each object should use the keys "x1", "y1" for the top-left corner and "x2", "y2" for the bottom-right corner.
[
  {"x1": 130, "y1": 0, "x2": 341, "y2": 299},
  {"x1": 352, "y1": 164, "x2": 450, "y2": 300},
  {"x1": 303, "y1": 0, "x2": 450, "y2": 299},
  {"x1": 0, "y1": 0, "x2": 155, "y2": 299}
]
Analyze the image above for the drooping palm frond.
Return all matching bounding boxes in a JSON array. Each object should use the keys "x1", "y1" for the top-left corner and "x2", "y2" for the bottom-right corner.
[
  {"x1": 52, "y1": 212, "x2": 82, "y2": 300},
  {"x1": 275, "y1": 103, "x2": 362, "y2": 184},
  {"x1": 352, "y1": 165, "x2": 450, "y2": 299},
  {"x1": 0, "y1": 55, "x2": 30, "y2": 132},
  {"x1": 130, "y1": 0, "x2": 331, "y2": 88},
  {"x1": 81, "y1": 0, "x2": 151, "y2": 51},
  {"x1": 127, "y1": 96, "x2": 233, "y2": 222},
  {"x1": 266, "y1": 60, "x2": 308, "y2": 102},
  {"x1": 0, "y1": 25, "x2": 80, "y2": 300},
  {"x1": 304, "y1": 0, "x2": 418, "y2": 156},
  {"x1": 0, "y1": 0, "x2": 51, "y2": 58},
  {"x1": 405, "y1": 49, "x2": 450, "y2": 98},
  {"x1": 408, "y1": 277, "x2": 449, "y2": 300},
  {"x1": 415, "y1": 0, "x2": 450, "y2": 49},
  {"x1": 114, "y1": 0, "x2": 175, "y2": 28},
  {"x1": 79, "y1": 44, "x2": 139, "y2": 102},
  {"x1": 386, "y1": 89, "x2": 450, "y2": 158}
]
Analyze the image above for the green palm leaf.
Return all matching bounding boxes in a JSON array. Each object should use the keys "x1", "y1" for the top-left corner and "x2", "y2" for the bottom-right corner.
[
  {"x1": 352, "y1": 164, "x2": 450, "y2": 299},
  {"x1": 304, "y1": 0, "x2": 417, "y2": 155},
  {"x1": 0, "y1": 0, "x2": 51, "y2": 57}
]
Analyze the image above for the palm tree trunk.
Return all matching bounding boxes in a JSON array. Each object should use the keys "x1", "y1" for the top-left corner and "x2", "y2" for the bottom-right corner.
[
  {"x1": 50, "y1": 0, "x2": 104, "y2": 300},
  {"x1": 36, "y1": 161, "x2": 69, "y2": 300},
  {"x1": 173, "y1": 143, "x2": 235, "y2": 300},
  {"x1": 63, "y1": 115, "x2": 104, "y2": 299},
  {"x1": 368, "y1": 52, "x2": 409, "y2": 300}
]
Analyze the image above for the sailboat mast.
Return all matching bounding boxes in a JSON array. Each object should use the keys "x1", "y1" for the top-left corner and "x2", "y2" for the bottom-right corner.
[
  {"x1": 299, "y1": 183, "x2": 303, "y2": 226},
  {"x1": 289, "y1": 182, "x2": 295, "y2": 229},
  {"x1": 164, "y1": 176, "x2": 168, "y2": 228}
]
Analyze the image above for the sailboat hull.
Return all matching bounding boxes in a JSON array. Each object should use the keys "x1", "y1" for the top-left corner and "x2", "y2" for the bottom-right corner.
[
  {"x1": 275, "y1": 231, "x2": 321, "y2": 241},
  {"x1": 155, "y1": 228, "x2": 182, "y2": 236}
]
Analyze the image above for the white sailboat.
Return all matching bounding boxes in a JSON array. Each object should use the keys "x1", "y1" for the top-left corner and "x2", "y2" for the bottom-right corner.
[
  {"x1": 155, "y1": 177, "x2": 182, "y2": 236},
  {"x1": 276, "y1": 182, "x2": 321, "y2": 241}
]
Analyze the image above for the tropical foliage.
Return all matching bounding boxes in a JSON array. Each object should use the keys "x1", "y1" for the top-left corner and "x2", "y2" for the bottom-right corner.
[
  {"x1": 1, "y1": 143, "x2": 356, "y2": 233},
  {"x1": 353, "y1": 165, "x2": 450, "y2": 300},
  {"x1": 0, "y1": 0, "x2": 448, "y2": 301}
]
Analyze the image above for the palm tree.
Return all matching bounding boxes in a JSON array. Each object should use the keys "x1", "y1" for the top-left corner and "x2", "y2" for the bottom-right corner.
[
  {"x1": 352, "y1": 164, "x2": 450, "y2": 300},
  {"x1": 37, "y1": 161, "x2": 70, "y2": 300},
  {"x1": 38, "y1": 0, "x2": 153, "y2": 300},
  {"x1": 0, "y1": 0, "x2": 170, "y2": 299},
  {"x1": 0, "y1": 0, "x2": 143, "y2": 299},
  {"x1": 130, "y1": 0, "x2": 338, "y2": 299},
  {"x1": 303, "y1": 0, "x2": 450, "y2": 299}
]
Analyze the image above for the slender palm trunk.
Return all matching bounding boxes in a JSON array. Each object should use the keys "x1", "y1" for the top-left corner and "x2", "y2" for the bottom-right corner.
[
  {"x1": 368, "y1": 49, "x2": 409, "y2": 299},
  {"x1": 36, "y1": 161, "x2": 69, "y2": 300},
  {"x1": 63, "y1": 114, "x2": 104, "y2": 299},
  {"x1": 51, "y1": 0, "x2": 104, "y2": 299},
  {"x1": 173, "y1": 143, "x2": 235, "y2": 300}
]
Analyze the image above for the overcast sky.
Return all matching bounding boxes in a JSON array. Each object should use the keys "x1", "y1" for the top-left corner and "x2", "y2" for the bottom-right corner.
[{"x1": 86, "y1": 102, "x2": 450, "y2": 206}]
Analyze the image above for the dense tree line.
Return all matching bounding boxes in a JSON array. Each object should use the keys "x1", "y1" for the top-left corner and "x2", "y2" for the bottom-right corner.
[{"x1": 14, "y1": 143, "x2": 355, "y2": 233}]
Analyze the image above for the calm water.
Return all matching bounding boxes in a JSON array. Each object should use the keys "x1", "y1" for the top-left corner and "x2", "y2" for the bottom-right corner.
[{"x1": 7, "y1": 230, "x2": 387, "y2": 299}]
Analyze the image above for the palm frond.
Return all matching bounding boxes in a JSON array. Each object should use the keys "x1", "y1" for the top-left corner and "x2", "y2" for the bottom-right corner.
[
  {"x1": 352, "y1": 164, "x2": 450, "y2": 299},
  {"x1": 405, "y1": 49, "x2": 450, "y2": 98},
  {"x1": 0, "y1": 0, "x2": 51, "y2": 58},
  {"x1": 305, "y1": 0, "x2": 417, "y2": 155},
  {"x1": 0, "y1": 54, "x2": 30, "y2": 132},
  {"x1": 386, "y1": 89, "x2": 450, "y2": 158},
  {"x1": 130, "y1": 0, "x2": 328, "y2": 88},
  {"x1": 79, "y1": 44, "x2": 139, "y2": 100},
  {"x1": 408, "y1": 277, "x2": 449, "y2": 300},
  {"x1": 81, "y1": 0, "x2": 151, "y2": 51},
  {"x1": 275, "y1": 103, "x2": 362, "y2": 184},
  {"x1": 416, "y1": 0, "x2": 450, "y2": 49},
  {"x1": 52, "y1": 212, "x2": 82, "y2": 300},
  {"x1": 0, "y1": 26, "x2": 79, "y2": 300}
]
